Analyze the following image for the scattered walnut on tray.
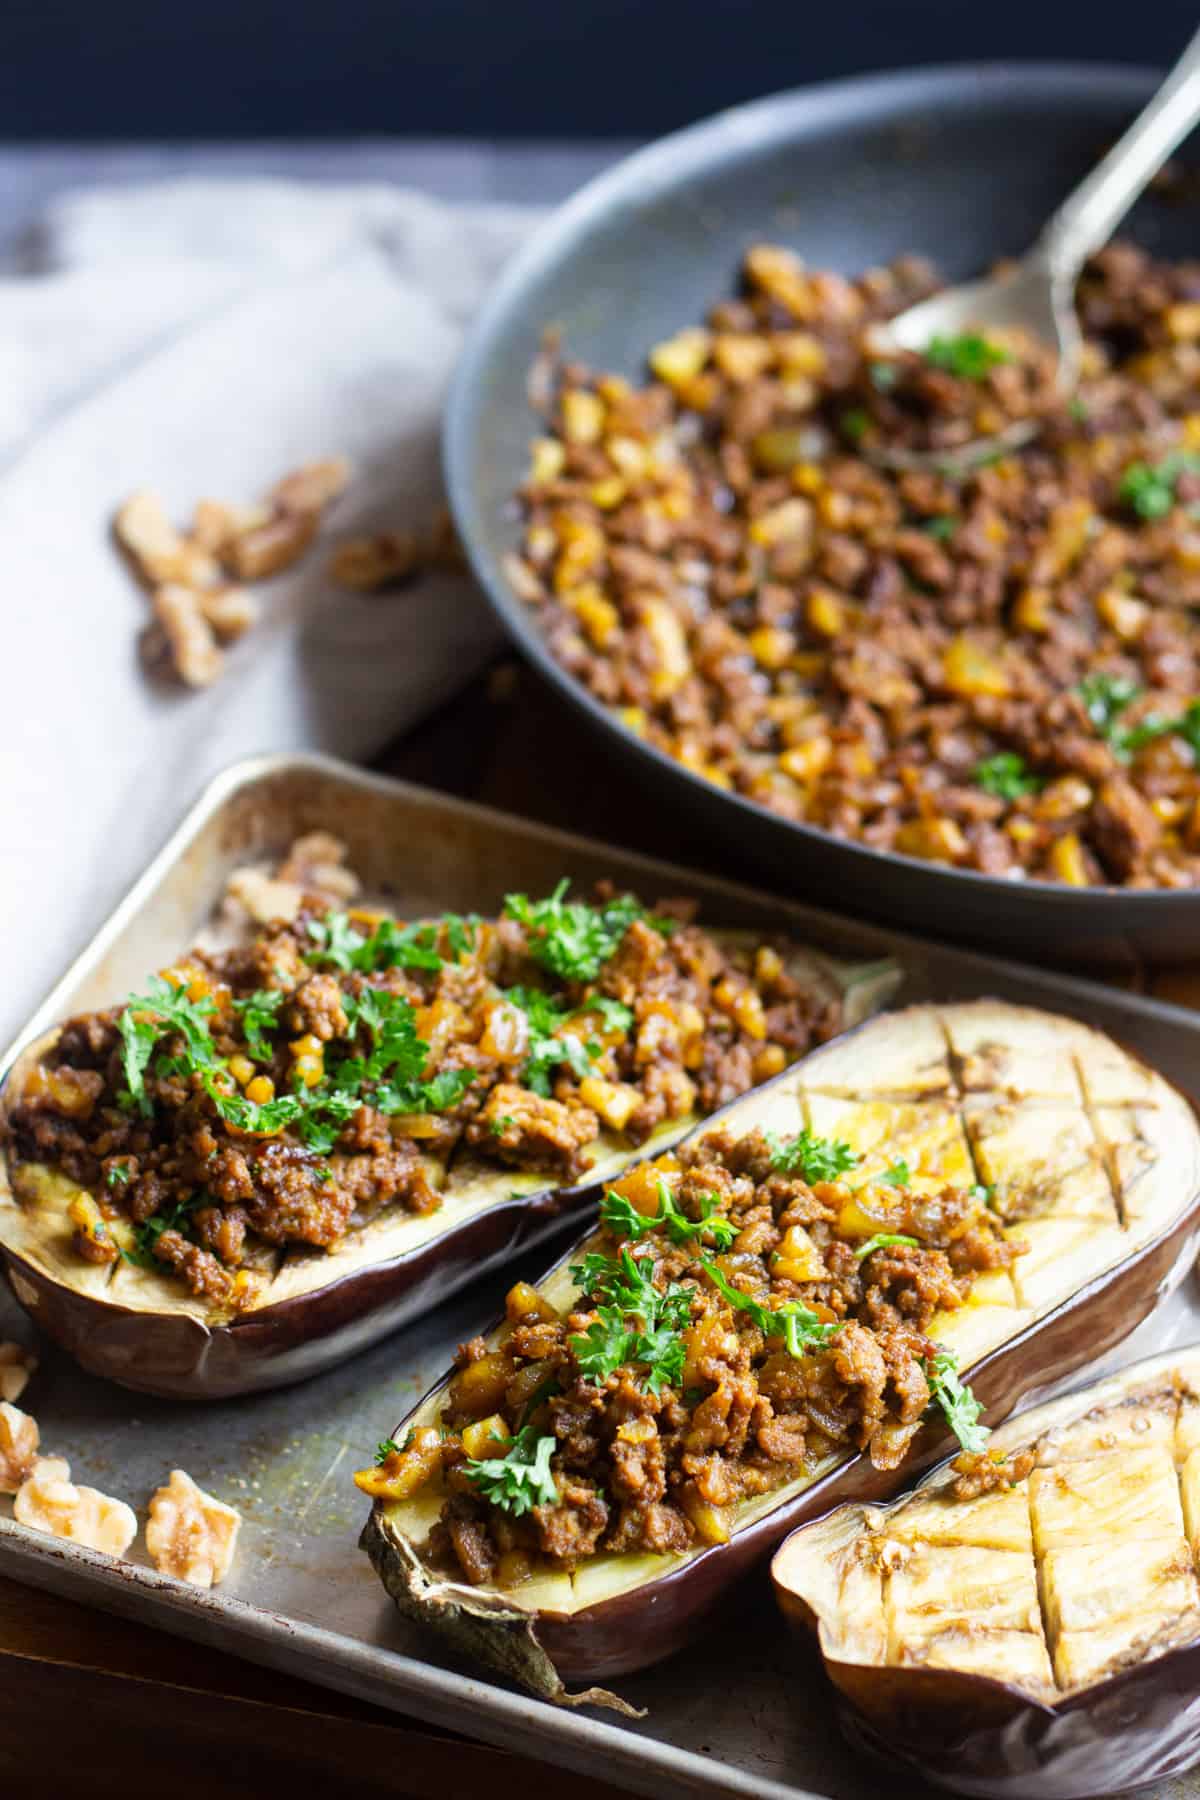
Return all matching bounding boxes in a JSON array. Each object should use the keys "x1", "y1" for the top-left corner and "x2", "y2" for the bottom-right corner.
[
  {"x1": 0, "y1": 1342, "x2": 36, "y2": 1405},
  {"x1": 145, "y1": 1468, "x2": 242, "y2": 1589},
  {"x1": 13, "y1": 1455, "x2": 138, "y2": 1556},
  {"x1": 0, "y1": 1402, "x2": 39, "y2": 1493}
]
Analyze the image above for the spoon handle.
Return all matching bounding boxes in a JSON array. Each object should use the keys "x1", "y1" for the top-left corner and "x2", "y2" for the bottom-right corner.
[{"x1": 1037, "y1": 23, "x2": 1200, "y2": 281}]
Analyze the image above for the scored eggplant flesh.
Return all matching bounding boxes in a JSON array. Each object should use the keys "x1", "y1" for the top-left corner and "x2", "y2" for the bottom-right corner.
[
  {"x1": 773, "y1": 1346, "x2": 1200, "y2": 1799},
  {"x1": 0, "y1": 925, "x2": 894, "y2": 1398},
  {"x1": 361, "y1": 999, "x2": 1200, "y2": 1705}
]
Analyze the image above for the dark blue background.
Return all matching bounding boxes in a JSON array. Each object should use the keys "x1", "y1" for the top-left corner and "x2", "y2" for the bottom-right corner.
[{"x1": 3, "y1": 0, "x2": 1194, "y2": 138}]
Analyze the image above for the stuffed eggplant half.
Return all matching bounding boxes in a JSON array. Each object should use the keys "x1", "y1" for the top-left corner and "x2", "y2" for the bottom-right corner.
[
  {"x1": 359, "y1": 1000, "x2": 1200, "y2": 1708},
  {"x1": 0, "y1": 836, "x2": 890, "y2": 1398},
  {"x1": 773, "y1": 1346, "x2": 1200, "y2": 1800}
]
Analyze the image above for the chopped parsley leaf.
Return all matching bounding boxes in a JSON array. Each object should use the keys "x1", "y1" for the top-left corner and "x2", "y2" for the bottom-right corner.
[
  {"x1": 569, "y1": 1246, "x2": 694, "y2": 1396},
  {"x1": 489, "y1": 1113, "x2": 517, "y2": 1136},
  {"x1": 1079, "y1": 671, "x2": 1140, "y2": 736},
  {"x1": 505, "y1": 984, "x2": 597, "y2": 1097},
  {"x1": 117, "y1": 977, "x2": 218, "y2": 1116},
  {"x1": 765, "y1": 1128, "x2": 858, "y2": 1183},
  {"x1": 924, "y1": 1345, "x2": 989, "y2": 1454},
  {"x1": 921, "y1": 515, "x2": 957, "y2": 541},
  {"x1": 599, "y1": 1177, "x2": 736, "y2": 1250},
  {"x1": 305, "y1": 912, "x2": 443, "y2": 975},
  {"x1": 855, "y1": 1231, "x2": 919, "y2": 1259},
  {"x1": 840, "y1": 408, "x2": 870, "y2": 442},
  {"x1": 699, "y1": 1255, "x2": 838, "y2": 1358},
  {"x1": 974, "y1": 751, "x2": 1043, "y2": 800},
  {"x1": 105, "y1": 1162, "x2": 133, "y2": 1189},
  {"x1": 503, "y1": 882, "x2": 673, "y2": 983},
  {"x1": 925, "y1": 333, "x2": 1012, "y2": 380},
  {"x1": 881, "y1": 1157, "x2": 912, "y2": 1188},
  {"x1": 233, "y1": 988, "x2": 284, "y2": 1063},
  {"x1": 122, "y1": 1192, "x2": 203, "y2": 1270},
  {"x1": 1118, "y1": 450, "x2": 1200, "y2": 521},
  {"x1": 463, "y1": 1424, "x2": 559, "y2": 1516}
]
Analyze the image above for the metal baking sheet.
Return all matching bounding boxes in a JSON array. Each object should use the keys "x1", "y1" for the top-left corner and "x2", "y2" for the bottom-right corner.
[{"x1": 4, "y1": 749, "x2": 1200, "y2": 1800}]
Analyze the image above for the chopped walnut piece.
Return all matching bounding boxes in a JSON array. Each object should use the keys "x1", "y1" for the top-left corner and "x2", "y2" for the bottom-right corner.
[
  {"x1": 0, "y1": 1342, "x2": 36, "y2": 1405},
  {"x1": 223, "y1": 866, "x2": 304, "y2": 927},
  {"x1": 191, "y1": 498, "x2": 272, "y2": 554},
  {"x1": 13, "y1": 1457, "x2": 137, "y2": 1557},
  {"x1": 223, "y1": 510, "x2": 318, "y2": 581},
  {"x1": 276, "y1": 831, "x2": 360, "y2": 900},
  {"x1": 328, "y1": 530, "x2": 422, "y2": 592},
  {"x1": 115, "y1": 491, "x2": 221, "y2": 589},
  {"x1": 198, "y1": 587, "x2": 260, "y2": 643},
  {"x1": 145, "y1": 1469, "x2": 242, "y2": 1588},
  {"x1": 269, "y1": 456, "x2": 354, "y2": 516},
  {"x1": 0, "y1": 1402, "x2": 39, "y2": 1493},
  {"x1": 152, "y1": 585, "x2": 224, "y2": 687}
]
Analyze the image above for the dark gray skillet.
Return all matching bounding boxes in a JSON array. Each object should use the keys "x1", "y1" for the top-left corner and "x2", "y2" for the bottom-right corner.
[{"x1": 444, "y1": 64, "x2": 1200, "y2": 964}]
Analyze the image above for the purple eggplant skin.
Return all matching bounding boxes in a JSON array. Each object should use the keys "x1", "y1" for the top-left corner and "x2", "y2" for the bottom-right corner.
[
  {"x1": 365, "y1": 1186, "x2": 1200, "y2": 1690},
  {"x1": 0, "y1": 1184, "x2": 585, "y2": 1401},
  {"x1": 818, "y1": 1654, "x2": 1200, "y2": 1800}
]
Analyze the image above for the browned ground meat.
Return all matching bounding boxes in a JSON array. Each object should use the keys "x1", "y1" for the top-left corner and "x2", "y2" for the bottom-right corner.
[
  {"x1": 401, "y1": 1129, "x2": 1019, "y2": 1583},
  {"x1": 2, "y1": 865, "x2": 842, "y2": 1307},
  {"x1": 950, "y1": 1445, "x2": 1038, "y2": 1500},
  {"x1": 510, "y1": 241, "x2": 1200, "y2": 889}
]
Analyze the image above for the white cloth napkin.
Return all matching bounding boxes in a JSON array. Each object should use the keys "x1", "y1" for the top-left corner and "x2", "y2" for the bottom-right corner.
[{"x1": 0, "y1": 179, "x2": 542, "y2": 1042}]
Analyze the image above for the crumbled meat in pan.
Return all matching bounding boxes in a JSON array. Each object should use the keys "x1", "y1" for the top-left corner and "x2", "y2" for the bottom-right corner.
[{"x1": 512, "y1": 240, "x2": 1200, "y2": 889}]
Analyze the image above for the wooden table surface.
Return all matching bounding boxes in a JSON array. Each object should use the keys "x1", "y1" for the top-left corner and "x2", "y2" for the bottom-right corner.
[{"x1": 3, "y1": 658, "x2": 1198, "y2": 1799}]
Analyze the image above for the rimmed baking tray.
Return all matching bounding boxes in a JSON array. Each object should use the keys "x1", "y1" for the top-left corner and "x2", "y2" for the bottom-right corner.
[{"x1": 5, "y1": 750, "x2": 1200, "y2": 1800}]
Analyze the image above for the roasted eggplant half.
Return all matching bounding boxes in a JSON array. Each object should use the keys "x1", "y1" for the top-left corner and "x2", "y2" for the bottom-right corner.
[
  {"x1": 773, "y1": 1344, "x2": 1200, "y2": 1799},
  {"x1": 359, "y1": 1000, "x2": 1200, "y2": 1708},
  {"x1": 0, "y1": 845, "x2": 891, "y2": 1399}
]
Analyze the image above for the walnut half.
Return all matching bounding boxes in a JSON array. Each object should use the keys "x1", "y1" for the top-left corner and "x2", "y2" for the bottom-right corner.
[
  {"x1": 0, "y1": 1402, "x2": 38, "y2": 1493},
  {"x1": 146, "y1": 1468, "x2": 241, "y2": 1588},
  {"x1": 0, "y1": 1342, "x2": 36, "y2": 1405},
  {"x1": 13, "y1": 1456, "x2": 137, "y2": 1557}
]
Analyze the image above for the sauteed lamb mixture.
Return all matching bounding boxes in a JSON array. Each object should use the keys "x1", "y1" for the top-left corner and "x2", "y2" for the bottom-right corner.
[
  {"x1": 1, "y1": 844, "x2": 839, "y2": 1306},
  {"x1": 511, "y1": 241, "x2": 1200, "y2": 887},
  {"x1": 370, "y1": 1134, "x2": 1018, "y2": 1585}
]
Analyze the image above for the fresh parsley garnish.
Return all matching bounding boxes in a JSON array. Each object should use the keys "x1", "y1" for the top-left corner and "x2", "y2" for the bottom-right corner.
[
  {"x1": 880, "y1": 1157, "x2": 912, "y2": 1188},
  {"x1": 463, "y1": 1424, "x2": 559, "y2": 1517},
  {"x1": 305, "y1": 912, "x2": 443, "y2": 975},
  {"x1": 504, "y1": 984, "x2": 595, "y2": 1096},
  {"x1": 925, "y1": 333, "x2": 1011, "y2": 380},
  {"x1": 1118, "y1": 450, "x2": 1200, "y2": 521},
  {"x1": 568, "y1": 1246, "x2": 694, "y2": 1396},
  {"x1": 122, "y1": 1192, "x2": 203, "y2": 1270},
  {"x1": 204, "y1": 1079, "x2": 305, "y2": 1136},
  {"x1": 579, "y1": 995, "x2": 635, "y2": 1034},
  {"x1": 1076, "y1": 675, "x2": 1200, "y2": 763},
  {"x1": 765, "y1": 1128, "x2": 858, "y2": 1183},
  {"x1": 504, "y1": 881, "x2": 673, "y2": 983},
  {"x1": 117, "y1": 977, "x2": 218, "y2": 1116},
  {"x1": 374, "y1": 1437, "x2": 402, "y2": 1464},
  {"x1": 840, "y1": 408, "x2": 870, "y2": 442},
  {"x1": 1079, "y1": 671, "x2": 1140, "y2": 736},
  {"x1": 105, "y1": 1162, "x2": 133, "y2": 1189},
  {"x1": 599, "y1": 1177, "x2": 736, "y2": 1250},
  {"x1": 974, "y1": 751, "x2": 1043, "y2": 800},
  {"x1": 924, "y1": 1345, "x2": 989, "y2": 1454},
  {"x1": 921, "y1": 515, "x2": 957, "y2": 541},
  {"x1": 699, "y1": 1255, "x2": 838, "y2": 1357},
  {"x1": 855, "y1": 1231, "x2": 919, "y2": 1259},
  {"x1": 233, "y1": 989, "x2": 284, "y2": 1063}
]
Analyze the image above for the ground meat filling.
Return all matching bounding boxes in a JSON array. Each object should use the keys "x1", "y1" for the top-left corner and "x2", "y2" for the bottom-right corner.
[
  {"x1": 1, "y1": 876, "x2": 840, "y2": 1306},
  {"x1": 413, "y1": 1129, "x2": 1020, "y2": 1585},
  {"x1": 512, "y1": 240, "x2": 1200, "y2": 889}
]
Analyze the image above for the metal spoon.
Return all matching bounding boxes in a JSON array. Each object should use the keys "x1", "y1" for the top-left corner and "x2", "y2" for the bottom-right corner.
[{"x1": 869, "y1": 22, "x2": 1200, "y2": 472}]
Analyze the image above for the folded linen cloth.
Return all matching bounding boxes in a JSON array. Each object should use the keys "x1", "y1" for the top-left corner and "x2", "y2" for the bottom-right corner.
[{"x1": 0, "y1": 180, "x2": 542, "y2": 1042}]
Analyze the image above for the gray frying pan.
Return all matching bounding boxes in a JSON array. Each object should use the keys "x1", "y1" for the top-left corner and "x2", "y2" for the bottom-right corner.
[{"x1": 444, "y1": 64, "x2": 1200, "y2": 962}]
